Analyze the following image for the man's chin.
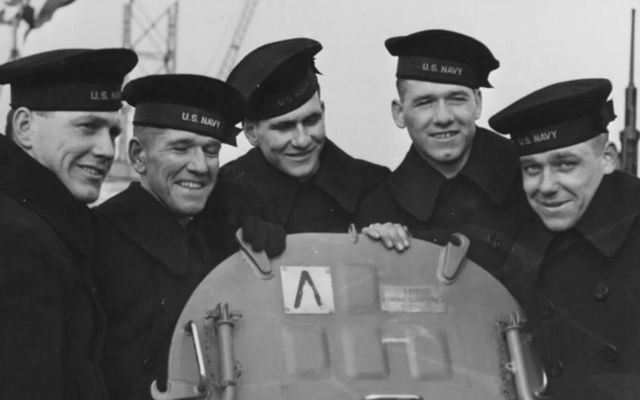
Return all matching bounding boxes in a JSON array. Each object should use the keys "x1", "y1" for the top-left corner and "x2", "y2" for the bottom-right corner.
[
  {"x1": 69, "y1": 184, "x2": 101, "y2": 204},
  {"x1": 172, "y1": 202, "x2": 206, "y2": 217},
  {"x1": 540, "y1": 216, "x2": 575, "y2": 232},
  {"x1": 280, "y1": 163, "x2": 318, "y2": 180}
]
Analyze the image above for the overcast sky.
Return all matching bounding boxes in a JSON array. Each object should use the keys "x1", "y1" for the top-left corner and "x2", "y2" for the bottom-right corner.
[{"x1": 1, "y1": 0, "x2": 639, "y2": 169}]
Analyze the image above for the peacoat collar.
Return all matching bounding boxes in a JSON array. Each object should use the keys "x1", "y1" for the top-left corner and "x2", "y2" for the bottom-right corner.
[
  {"x1": 96, "y1": 182, "x2": 194, "y2": 276},
  {"x1": 574, "y1": 171, "x2": 640, "y2": 258},
  {"x1": 512, "y1": 171, "x2": 640, "y2": 281},
  {"x1": 0, "y1": 134, "x2": 94, "y2": 258},
  {"x1": 234, "y1": 139, "x2": 364, "y2": 225},
  {"x1": 388, "y1": 127, "x2": 519, "y2": 221}
]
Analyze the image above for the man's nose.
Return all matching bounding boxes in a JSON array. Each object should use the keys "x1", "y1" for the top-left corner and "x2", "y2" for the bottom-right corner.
[
  {"x1": 538, "y1": 168, "x2": 559, "y2": 194},
  {"x1": 187, "y1": 148, "x2": 208, "y2": 173},
  {"x1": 433, "y1": 101, "x2": 454, "y2": 125},
  {"x1": 92, "y1": 129, "x2": 115, "y2": 160},
  {"x1": 291, "y1": 124, "x2": 312, "y2": 147}
]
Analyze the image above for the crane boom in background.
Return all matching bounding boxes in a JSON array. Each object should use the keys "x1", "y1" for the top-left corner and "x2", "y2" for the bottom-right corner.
[{"x1": 216, "y1": 0, "x2": 258, "y2": 79}]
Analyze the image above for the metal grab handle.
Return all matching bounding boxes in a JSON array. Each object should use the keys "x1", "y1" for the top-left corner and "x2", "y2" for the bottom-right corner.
[
  {"x1": 504, "y1": 313, "x2": 549, "y2": 400},
  {"x1": 235, "y1": 228, "x2": 273, "y2": 278},
  {"x1": 211, "y1": 303, "x2": 241, "y2": 400},
  {"x1": 150, "y1": 320, "x2": 208, "y2": 400},
  {"x1": 185, "y1": 321, "x2": 208, "y2": 394},
  {"x1": 436, "y1": 233, "x2": 470, "y2": 284},
  {"x1": 364, "y1": 395, "x2": 423, "y2": 400}
]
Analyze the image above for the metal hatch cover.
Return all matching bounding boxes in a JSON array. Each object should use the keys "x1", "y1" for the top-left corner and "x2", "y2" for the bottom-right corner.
[{"x1": 153, "y1": 232, "x2": 542, "y2": 400}]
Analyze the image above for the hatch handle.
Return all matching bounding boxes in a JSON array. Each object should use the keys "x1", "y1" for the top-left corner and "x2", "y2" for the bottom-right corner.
[
  {"x1": 210, "y1": 303, "x2": 242, "y2": 400},
  {"x1": 150, "y1": 320, "x2": 207, "y2": 399},
  {"x1": 437, "y1": 233, "x2": 470, "y2": 284},
  {"x1": 235, "y1": 228, "x2": 273, "y2": 278},
  {"x1": 504, "y1": 313, "x2": 550, "y2": 400}
]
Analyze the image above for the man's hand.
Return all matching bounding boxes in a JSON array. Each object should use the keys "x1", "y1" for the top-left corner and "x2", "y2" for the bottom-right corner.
[
  {"x1": 240, "y1": 215, "x2": 286, "y2": 258},
  {"x1": 362, "y1": 222, "x2": 411, "y2": 252}
]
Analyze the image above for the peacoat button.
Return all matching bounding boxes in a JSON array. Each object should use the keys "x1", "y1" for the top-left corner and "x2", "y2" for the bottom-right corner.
[
  {"x1": 486, "y1": 233, "x2": 502, "y2": 249},
  {"x1": 602, "y1": 344, "x2": 618, "y2": 362},
  {"x1": 541, "y1": 301, "x2": 555, "y2": 319},
  {"x1": 593, "y1": 282, "x2": 609, "y2": 301},
  {"x1": 143, "y1": 357, "x2": 154, "y2": 372},
  {"x1": 160, "y1": 297, "x2": 168, "y2": 313},
  {"x1": 549, "y1": 360, "x2": 564, "y2": 377}
]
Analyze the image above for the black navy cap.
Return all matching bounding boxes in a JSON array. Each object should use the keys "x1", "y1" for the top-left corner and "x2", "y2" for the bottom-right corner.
[
  {"x1": 385, "y1": 29, "x2": 499, "y2": 88},
  {"x1": 0, "y1": 48, "x2": 137, "y2": 111},
  {"x1": 123, "y1": 74, "x2": 246, "y2": 146},
  {"x1": 227, "y1": 38, "x2": 322, "y2": 120},
  {"x1": 489, "y1": 78, "x2": 616, "y2": 156}
]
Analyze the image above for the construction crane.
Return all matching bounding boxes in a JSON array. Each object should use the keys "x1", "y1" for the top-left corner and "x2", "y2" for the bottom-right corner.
[
  {"x1": 620, "y1": 9, "x2": 639, "y2": 175},
  {"x1": 123, "y1": 0, "x2": 179, "y2": 75},
  {"x1": 216, "y1": 0, "x2": 258, "y2": 79}
]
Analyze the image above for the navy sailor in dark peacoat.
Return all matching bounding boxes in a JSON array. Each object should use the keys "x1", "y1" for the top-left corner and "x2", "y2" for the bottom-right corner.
[
  {"x1": 0, "y1": 48, "x2": 136, "y2": 400},
  {"x1": 222, "y1": 38, "x2": 389, "y2": 234},
  {"x1": 491, "y1": 78, "x2": 640, "y2": 399},
  {"x1": 355, "y1": 30, "x2": 531, "y2": 276},
  {"x1": 94, "y1": 74, "x2": 284, "y2": 400}
]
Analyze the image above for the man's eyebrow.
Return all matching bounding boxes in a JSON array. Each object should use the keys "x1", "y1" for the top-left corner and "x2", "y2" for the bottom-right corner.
[
  {"x1": 519, "y1": 156, "x2": 537, "y2": 164},
  {"x1": 69, "y1": 115, "x2": 118, "y2": 126},
  {"x1": 410, "y1": 94, "x2": 434, "y2": 103},
  {"x1": 446, "y1": 90, "x2": 471, "y2": 97},
  {"x1": 549, "y1": 151, "x2": 579, "y2": 161},
  {"x1": 303, "y1": 111, "x2": 322, "y2": 119},
  {"x1": 165, "y1": 138, "x2": 195, "y2": 146},
  {"x1": 268, "y1": 119, "x2": 296, "y2": 128}
]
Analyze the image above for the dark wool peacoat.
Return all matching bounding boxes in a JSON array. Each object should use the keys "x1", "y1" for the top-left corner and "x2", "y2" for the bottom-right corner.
[
  {"x1": 355, "y1": 127, "x2": 532, "y2": 280},
  {"x1": 220, "y1": 139, "x2": 390, "y2": 233},
  {"x1": 503, "y1": 171, "x2": 640, "y2": 400},
  {"x1": 94, "y1": 183, "x2": 233, "y2": 400},
  {"x1": 0, "y1": 135, "x2": 107, "y2": 400}
]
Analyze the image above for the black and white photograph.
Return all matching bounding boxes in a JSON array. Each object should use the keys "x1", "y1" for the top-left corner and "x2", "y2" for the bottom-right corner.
[{"x1": 0, "y1": 1, "x2": 639, "y2": 399}]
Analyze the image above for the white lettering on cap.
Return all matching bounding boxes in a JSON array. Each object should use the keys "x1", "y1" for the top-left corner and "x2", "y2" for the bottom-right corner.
[
  {"x1": 440, "y1": 65, "x2": 464, "y2": 76},
  {"x1": 181, "y1": 112, "x2": 199, "y2": 123},
  {"x1": 532, "y1": 130, "x2": 557, "y2": 143},
  {"x1": 421, "y1": 63, "x2": 440, "y2": 72},
  {"x1": 200, "y1": 115, "x2": 221, "y2": 128},
  {"x1": 89, "y1": 90, "x2": 121, "y2": 101},
  {"x1": 518, "y1": 136, "x2": 533, "y2": 146}
]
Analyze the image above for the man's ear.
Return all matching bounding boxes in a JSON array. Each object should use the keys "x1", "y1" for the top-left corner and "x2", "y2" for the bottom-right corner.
[
  {"x1": 391, "y1": 99, "x2": 406, "y2": 129},
  {"x1": 243, "y1": 121, "x2": 259, "y2": 147},
  {"x1": 129, "y1": 136, "x2": 147, "y2": 175},
  {"x1": 11, "y1": 107, "x2": 36, "y2": 150},
  {"x1": 602, "y1": 141, "x2": 619, "y2": 174},
  {"x1": 473, "y1": 89, "x2": 483, "y2": 120}
]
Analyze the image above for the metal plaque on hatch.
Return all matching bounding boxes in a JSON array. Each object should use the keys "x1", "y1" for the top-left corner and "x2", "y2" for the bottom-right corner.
[{"x1": 380, "y1": 284, "x2": 446, "y2": 313}]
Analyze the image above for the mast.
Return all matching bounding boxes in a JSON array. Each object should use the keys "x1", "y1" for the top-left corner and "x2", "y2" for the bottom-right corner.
[{"x1": 620, "y1": 9, "x2": 639, "y2": 175}]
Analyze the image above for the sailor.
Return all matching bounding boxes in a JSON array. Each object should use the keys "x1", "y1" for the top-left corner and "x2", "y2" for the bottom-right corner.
[
  {"x1": 94, "y1": 74, "x2": 283, "y2": 400},
  {"x1": 356, "y1": 29, "x2": 531, "y2": 278},
  {"x1": 490, "y1": 78, "x2": 639, "y2": 399},
  {"x1": 221, "y1": 37, "x2": 390, "y2": 233},
  {"x1": 0, "y1": 48, "x2": 137, "y2": 400}
]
